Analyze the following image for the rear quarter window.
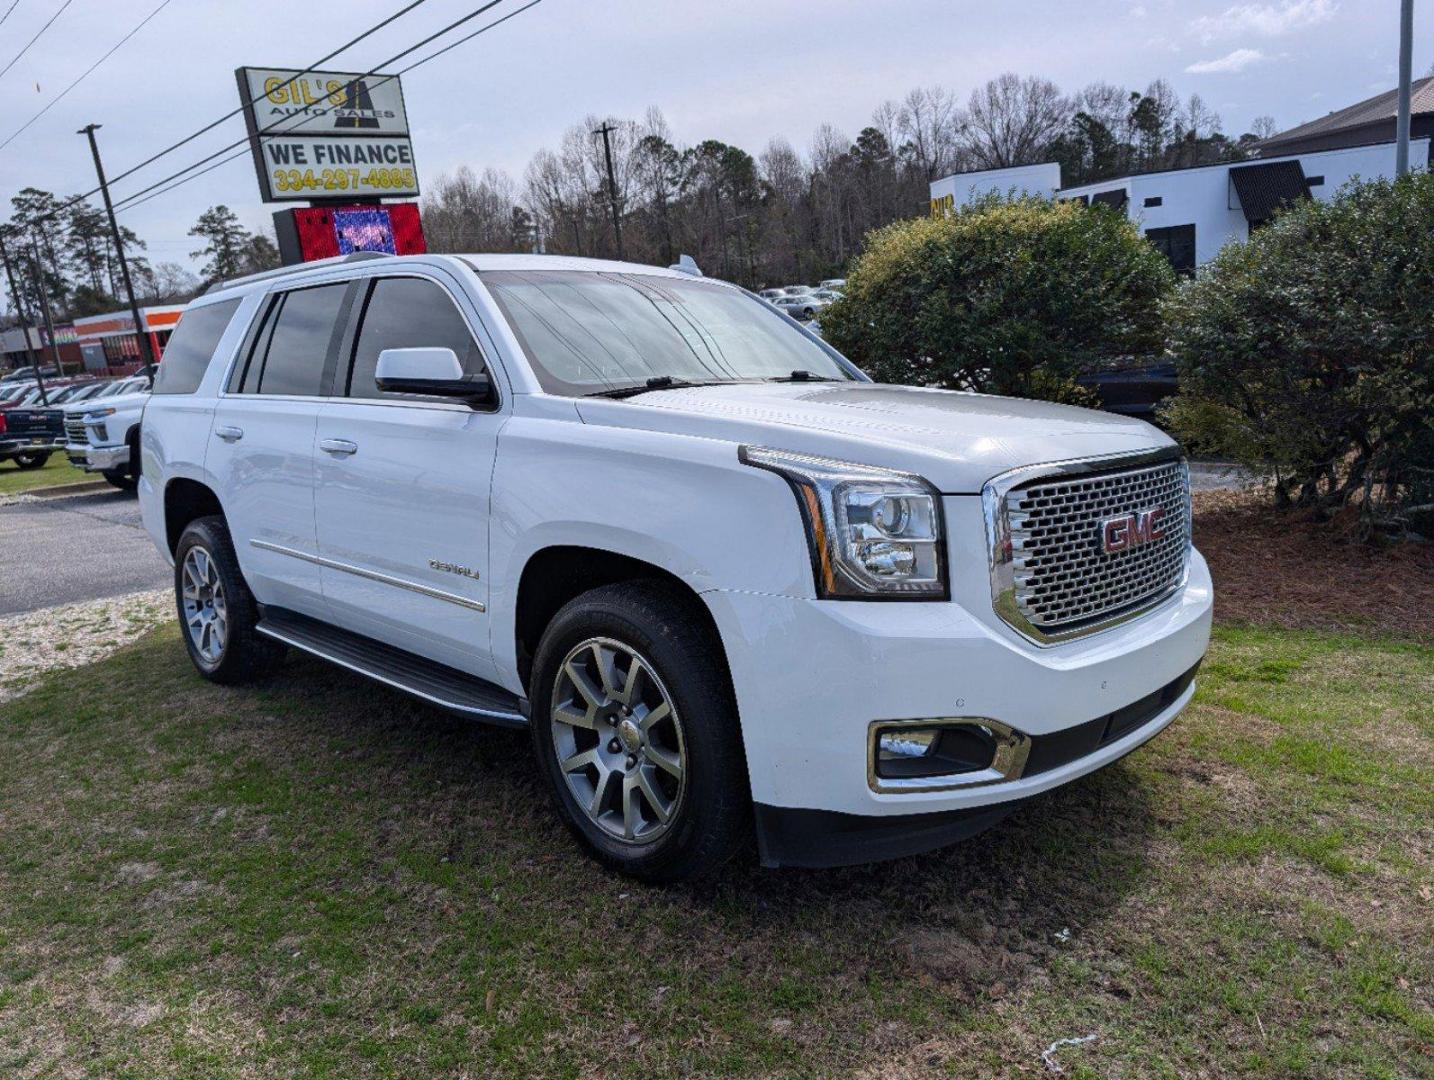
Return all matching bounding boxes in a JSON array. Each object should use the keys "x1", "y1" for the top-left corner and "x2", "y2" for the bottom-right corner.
[{"x1": 151, "y1": 299, "x2": 243, "y2": 395}]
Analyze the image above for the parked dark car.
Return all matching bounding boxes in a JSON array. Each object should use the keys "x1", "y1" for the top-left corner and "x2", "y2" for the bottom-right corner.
[
  {"x1": 1077, "y1": 360, "x2": 1178, "y2": 420},
  {"x1": 0, "y1": 401, "x2": 65, "y2": 469}
]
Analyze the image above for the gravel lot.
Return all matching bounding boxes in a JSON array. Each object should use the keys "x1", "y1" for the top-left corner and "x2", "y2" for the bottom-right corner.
[{"x1": 0, "y1": 588, "x2": 173, "y2": 704}]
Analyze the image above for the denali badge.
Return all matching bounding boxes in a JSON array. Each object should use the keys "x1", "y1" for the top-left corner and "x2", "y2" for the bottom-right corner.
[
  {"x1": 1100, "y1": 507, "x2": 1166, "y2": 554},
  {"x1": 429, "y1": 559, "x2": 479, "y2": 579}
]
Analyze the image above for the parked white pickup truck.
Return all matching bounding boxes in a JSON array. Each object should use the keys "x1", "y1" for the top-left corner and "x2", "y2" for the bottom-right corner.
[
  {"x1": 138, "y1": 252, "x2": 1212, "y2": 881},
  {"x1": 63, "y1": 375, "x2": 152, "y2": 490}
]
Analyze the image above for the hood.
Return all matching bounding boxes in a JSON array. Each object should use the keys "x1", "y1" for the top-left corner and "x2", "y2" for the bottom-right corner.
[
  {"x1": 63, "y1": 391, "x2": 149, "y2": 415},
  {"x1": 574, "y1": 382, "x2": 1175, "y2": 493}
]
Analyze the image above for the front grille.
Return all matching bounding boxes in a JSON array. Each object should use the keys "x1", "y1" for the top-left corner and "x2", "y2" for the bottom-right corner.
[
  {"x1": 64, "y1": 416, "x2": 87, "y2": 445},
  {"x1": 1003, "y1": 457, "x2": 1190, "y2": 637}
]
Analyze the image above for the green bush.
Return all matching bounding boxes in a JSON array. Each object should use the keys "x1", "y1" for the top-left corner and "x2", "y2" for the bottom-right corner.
[
  {"x1": 821, "y1": 196, "x2": 1176, "y2": 402},
  {"x1": 1162, "y1": 172, "x2": 1434, "y2": 533}
]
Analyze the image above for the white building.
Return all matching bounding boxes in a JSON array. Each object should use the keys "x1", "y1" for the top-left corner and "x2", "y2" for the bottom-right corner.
[{"x1": 929, "y1": 81, "x2": 1433, "y2": 272}]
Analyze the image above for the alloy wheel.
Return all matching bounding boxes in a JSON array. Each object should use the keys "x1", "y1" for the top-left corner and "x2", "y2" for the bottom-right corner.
[
  {"x1": 181, "y1": 545, "x2": 228, "y2": 664},
  {"x1": 550, "y1": 637, "x2": 688, "y2": 845}
]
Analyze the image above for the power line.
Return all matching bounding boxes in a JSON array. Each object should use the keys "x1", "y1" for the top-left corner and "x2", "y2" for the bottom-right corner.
[
  {"x1": 0, "y1": 1, "x2": 23, "y2": 31},
  {"x1": 108, "y1": 0, "x2": 526, "y2": 215},
  {"x1": 0, "y1": 0, "x2": 78, "y2": 83},
  {"x1": 3, "y1": 0, "x2": 437, "y2": 228},
  {"x1": 112, "y1": 0, "x2": 543, "y2": 218},
  {"x1": 10, "y1": 0, "x2": 544, "y2": 236},
  {"x1": 98, "y1": 0, "x2": 435, "y2": 192},
  {"x1": 0, "y1": 0, "x2": 179, "y2": 153},
  {"x1": 112, "y1": 148, "x2": 249, "y2": 215}
]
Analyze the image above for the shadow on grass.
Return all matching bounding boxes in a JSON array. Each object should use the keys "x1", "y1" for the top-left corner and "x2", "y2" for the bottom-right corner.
[{"x1": 252, "y1": 648, "x2": 1165, "y2": 997}]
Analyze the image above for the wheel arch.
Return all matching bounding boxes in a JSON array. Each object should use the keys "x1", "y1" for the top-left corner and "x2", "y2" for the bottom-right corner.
[
  {"x1": 163, "y1": 476, "x2": 226, "y2": 555},
  {"x1": 512, "y1": 545, "x2": 732, "y2": 700}
]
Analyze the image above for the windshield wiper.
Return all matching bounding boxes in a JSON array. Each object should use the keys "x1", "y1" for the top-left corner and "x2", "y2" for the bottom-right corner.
[
  {"x1": 588, "y1": 375, "x2": 729, "y2": 399},
  {"x1": 768, "y1": 370, "x2": 839, "y2": 383}
]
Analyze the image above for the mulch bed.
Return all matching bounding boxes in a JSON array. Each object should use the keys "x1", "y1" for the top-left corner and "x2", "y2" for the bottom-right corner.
[{"x1": 1193, "y1": 488, "x2": 1434, "y2": 640}]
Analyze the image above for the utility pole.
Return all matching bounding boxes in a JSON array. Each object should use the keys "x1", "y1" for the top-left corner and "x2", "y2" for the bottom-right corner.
[
  {"x1": 0, "y1": 231, "x2": 44, "y2": 380},
  {"x1": 24, "y1": 240, "x2": 61, "y2": 406},
  {"x1": 80, "y1": 123, "x2": 156, "y2": 385},
  {"x1": 1395, "y1": 0, "x2": 1415, "y2": 175},
  {"x1": 592, "y1": 121, "x2": 625, "y2": 260}
]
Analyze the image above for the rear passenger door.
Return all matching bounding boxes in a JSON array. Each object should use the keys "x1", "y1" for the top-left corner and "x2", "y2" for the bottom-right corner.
[
  {"x1": 312, "y1": 272, "x2": 503, "y2": 682},
  {"x1": 208, "y1": 281, "x2": 351, "y2": 619}
]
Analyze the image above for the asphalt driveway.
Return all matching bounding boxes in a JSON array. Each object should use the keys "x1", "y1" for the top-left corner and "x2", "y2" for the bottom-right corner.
[{"x1": 0, "y1": 490, "x2": 169, "y2": 617}]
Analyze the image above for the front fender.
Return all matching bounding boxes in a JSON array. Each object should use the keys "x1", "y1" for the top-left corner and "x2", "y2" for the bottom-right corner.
[{"x1": 487, "y1": 412, "x2": 817, "y2": 687}]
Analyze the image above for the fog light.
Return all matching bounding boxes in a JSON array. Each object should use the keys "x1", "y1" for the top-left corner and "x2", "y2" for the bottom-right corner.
[
  {"x1": 878, "y1": 728, "x2": 939, "y2": 761},
  {"x1": 873, "y1": 723, "x2": 999, "y2": 780}
]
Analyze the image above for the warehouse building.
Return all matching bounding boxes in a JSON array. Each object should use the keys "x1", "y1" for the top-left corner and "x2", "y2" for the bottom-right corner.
[{"x1": 929, "y1": 80, "x2": 1434, "y2": 272}]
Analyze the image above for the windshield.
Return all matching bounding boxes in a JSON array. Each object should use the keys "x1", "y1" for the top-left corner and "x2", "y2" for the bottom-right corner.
[{"x1": 481, "y1": 270, "x2": 855, "y2": 396}]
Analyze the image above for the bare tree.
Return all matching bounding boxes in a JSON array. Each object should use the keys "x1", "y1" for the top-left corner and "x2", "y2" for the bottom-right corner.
[
  {"x1": 1249, "y1": 115, "x2": 1279, "y2": 140},
  {"x1": 962, "y1": 74, "x2": 1069, "y2": 169},
  {"x1": 422, "y1": 166, "x2": 522, "y2": 253},
  {"x1": 896, "y1": 86, "x2": 963, "y2": 179}
]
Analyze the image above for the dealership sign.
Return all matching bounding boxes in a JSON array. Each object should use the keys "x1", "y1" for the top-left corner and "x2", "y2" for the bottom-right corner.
[{"x1": 237, "y1": 67, "x2": 420, "y2": 202}]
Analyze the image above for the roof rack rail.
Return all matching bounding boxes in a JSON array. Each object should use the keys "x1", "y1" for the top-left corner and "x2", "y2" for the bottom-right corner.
[{"x1": 200, "y1": 251, "x2": 395, "y2": 296}]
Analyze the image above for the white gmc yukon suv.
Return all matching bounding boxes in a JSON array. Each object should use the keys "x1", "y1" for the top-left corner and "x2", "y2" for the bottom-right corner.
[{"x1": 139, "y1": 252, "x2": 1212, "y2": 882}]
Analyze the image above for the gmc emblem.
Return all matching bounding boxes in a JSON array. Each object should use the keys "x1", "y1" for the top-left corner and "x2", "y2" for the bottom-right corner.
[{"x1": 1100, "y1": 507, "x2": 1167, "y2": 554}]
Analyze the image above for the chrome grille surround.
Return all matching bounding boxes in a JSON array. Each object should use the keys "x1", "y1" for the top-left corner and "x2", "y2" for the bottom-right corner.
[
  {"x1": 63, "y1": 415, "x2": 88, "y2": 446},
  {"x1": 982, "y1": 448, "x2": 1191, "y2": 646}
]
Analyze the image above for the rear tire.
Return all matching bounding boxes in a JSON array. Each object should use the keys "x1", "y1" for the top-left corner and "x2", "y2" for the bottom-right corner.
[
  {"x1": 13, "y1": 452, "x2": 49, "y2": 470},
  {"x1": 173, "y1": 516, "x2": 285, "y2": 685},
  {"x1": 529, "y1": 581, "x2": 749, "y2": 883}
]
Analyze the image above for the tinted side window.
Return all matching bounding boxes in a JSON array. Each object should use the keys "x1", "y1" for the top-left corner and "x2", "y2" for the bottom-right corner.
[
  {"x1": 152, "y1": 299, "x2": 242, "y2": 395},
  {"x1": 253, "y1": 284, "x2": 347, "y2": 396},
  {"x1": 347, "y1": 277, "x2": 486, "y2": 399}
]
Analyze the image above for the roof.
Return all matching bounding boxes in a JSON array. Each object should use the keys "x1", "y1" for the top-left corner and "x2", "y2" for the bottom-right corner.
[
  {"x1": 205, "y1": 252, "x2": 705, "y2": 299},
  {"x1": 459, "y1": 254, "x2": 698, "y2": 279},
  {"x1": 1262, "y1": 77, "x2": 1434, "y2": 148},
  {"x1": 1054, "y1": 135, "x2": 1430, "y2": 197}
]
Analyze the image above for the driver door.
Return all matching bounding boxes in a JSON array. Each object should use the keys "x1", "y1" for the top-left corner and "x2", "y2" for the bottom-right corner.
[{"x1": 312, "y1": 271, "x2": 504, "y2": 684}]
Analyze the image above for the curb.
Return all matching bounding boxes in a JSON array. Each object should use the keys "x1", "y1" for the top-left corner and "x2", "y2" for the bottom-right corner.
[{"x1": 27, "y1": 480, "x2": 111, "y2": 499}]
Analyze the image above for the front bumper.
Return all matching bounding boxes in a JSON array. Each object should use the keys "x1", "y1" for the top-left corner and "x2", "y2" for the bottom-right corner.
[
  {"x1": 702, "y1": 541, "x2": 1212, "y2": 864},
  {"x1": 67, "y1": 444, "x2": 129, "y2": 472}
]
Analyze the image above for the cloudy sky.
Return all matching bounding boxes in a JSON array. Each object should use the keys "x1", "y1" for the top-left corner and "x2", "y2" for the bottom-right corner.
[{"x1": 0, "y1": 0, "x2": 1421, "y2": 273}]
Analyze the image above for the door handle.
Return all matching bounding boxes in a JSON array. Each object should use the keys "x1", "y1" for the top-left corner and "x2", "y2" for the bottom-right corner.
[
  {"x1": 215, "y1": 425, "x2": 244, "y2": 442},
  {"x1": 319, "y1": 438, "x2": 358, "y2": 456}
]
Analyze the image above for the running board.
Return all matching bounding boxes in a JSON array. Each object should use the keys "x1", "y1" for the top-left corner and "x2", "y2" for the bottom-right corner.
[{"x1": 256, "y1": 607, "x2": 526, "y2": 726}]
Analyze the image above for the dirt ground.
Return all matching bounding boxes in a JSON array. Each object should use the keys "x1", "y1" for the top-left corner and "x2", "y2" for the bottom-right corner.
[{"x1": 1193, "y1": 489, "x2": 1434, "y2": 640}]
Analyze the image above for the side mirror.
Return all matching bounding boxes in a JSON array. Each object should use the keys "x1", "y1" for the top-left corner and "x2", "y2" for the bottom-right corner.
[{"x1": 375, "y1": 347, "x2": 492, "y2": 408}]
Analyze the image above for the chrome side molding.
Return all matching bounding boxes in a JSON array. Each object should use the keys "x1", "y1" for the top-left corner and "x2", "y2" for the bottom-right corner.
[{"x1": 249, "y1": 539, "x2": 486, "y2": 612}]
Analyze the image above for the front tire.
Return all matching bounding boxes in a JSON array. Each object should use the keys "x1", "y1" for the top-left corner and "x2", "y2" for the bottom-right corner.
[
  {"x1": 103, "y1": 467, "x2": 137, "y2": 491},
  {"x1": 530, "y1": 581, "x2": 749, "y2": 883},
  {"x1": 103, "y1": 430, "x2": 142, "y2": 491},
  {"x1": 13, "y1": 451, "x2": 50, "y2": 470},
  {"x1": 173, "y1": 516, "x2": 284, "y2": 685}
]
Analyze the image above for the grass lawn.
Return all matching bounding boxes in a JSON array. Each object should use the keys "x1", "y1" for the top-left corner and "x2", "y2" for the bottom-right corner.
[
  {"x1": 0, "y1": 623, "x2": 1429, "y2": 1078},
  {"x1": 0, "y1": 453, "x2": 91, "y2": 496}
]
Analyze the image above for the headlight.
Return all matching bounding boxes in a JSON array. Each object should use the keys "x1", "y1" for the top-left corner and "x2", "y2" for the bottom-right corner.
[
  {"x1": 84, "y1": 407, "x2": 116, "y2": 421},
  {"x1": 740, "y1": 446, "x2": 947, "y2": 599}
]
